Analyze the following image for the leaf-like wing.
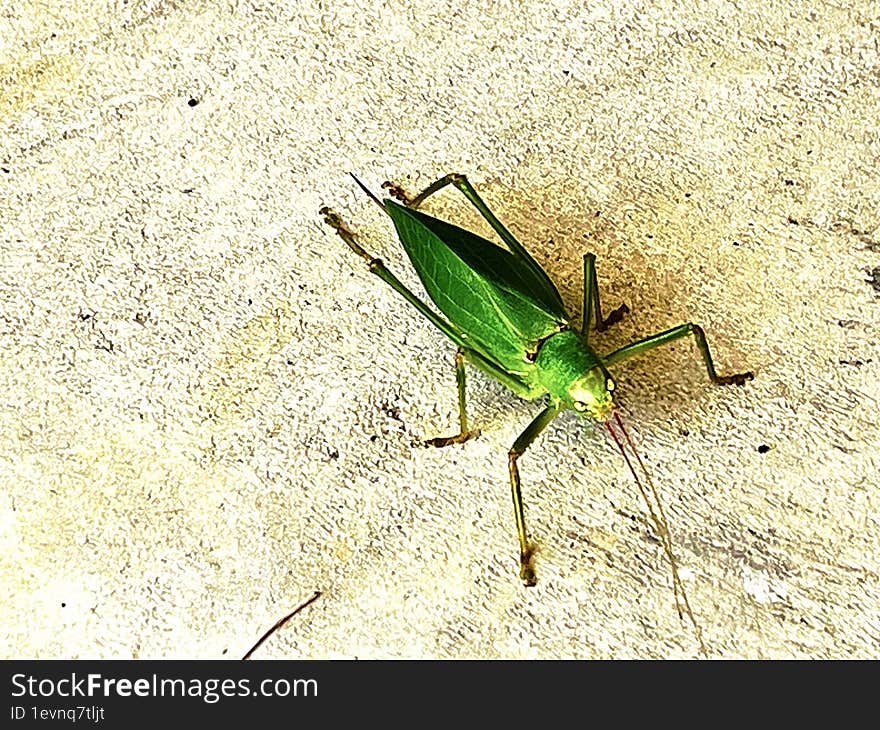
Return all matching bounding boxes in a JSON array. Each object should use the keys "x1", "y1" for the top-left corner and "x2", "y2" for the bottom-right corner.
[{"x1": 385, "y1": 201, "x2": 570, "y2": 375}]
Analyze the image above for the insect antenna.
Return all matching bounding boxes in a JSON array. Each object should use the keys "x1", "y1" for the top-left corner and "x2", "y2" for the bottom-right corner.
[{"x1": 604, "y1": 410, "x2": 707, "y2": 655}]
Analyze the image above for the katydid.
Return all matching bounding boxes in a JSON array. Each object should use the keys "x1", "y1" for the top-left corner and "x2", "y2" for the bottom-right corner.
[{"x1": 320, "y1": 173, "x2": 752, "y2": 615}]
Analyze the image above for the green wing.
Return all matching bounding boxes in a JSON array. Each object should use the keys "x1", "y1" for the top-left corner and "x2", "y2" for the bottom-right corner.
[{"x1": 385, "y1": 200, "x2": 570, "y2": 376}]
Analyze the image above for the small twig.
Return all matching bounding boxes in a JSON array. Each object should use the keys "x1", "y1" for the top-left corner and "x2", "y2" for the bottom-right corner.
[{"x1": 242, "y1": 591, "x2": 322, "y2": 660}]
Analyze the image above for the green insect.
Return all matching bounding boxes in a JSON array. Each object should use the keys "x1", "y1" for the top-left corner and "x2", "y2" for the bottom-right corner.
[{"x1": 321, "y1": 172, "x2": 752, "y2": 598}]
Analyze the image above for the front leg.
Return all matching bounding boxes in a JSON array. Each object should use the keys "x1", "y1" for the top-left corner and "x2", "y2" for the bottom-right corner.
[{"x1": 508, "y1": 403, "x2": 562, "y2": 586}]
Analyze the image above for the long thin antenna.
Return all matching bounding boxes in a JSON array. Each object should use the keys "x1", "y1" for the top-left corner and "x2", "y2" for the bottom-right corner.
[{"x1": 605, "y1": 412, "x2": 706, "y2": 656}]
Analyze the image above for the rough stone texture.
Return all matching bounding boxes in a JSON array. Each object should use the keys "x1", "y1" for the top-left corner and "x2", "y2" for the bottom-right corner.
[{"x1": 1, "y1": 0, "x2": 877, "y2": 659}]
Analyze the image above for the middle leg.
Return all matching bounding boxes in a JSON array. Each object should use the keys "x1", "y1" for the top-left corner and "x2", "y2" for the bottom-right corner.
[
  {"x1": 602, "y1": 323, "x2": 754, "y2": 385},
  {"x1": 425, "y1": 347, "x2": 482, "y2": 447}
]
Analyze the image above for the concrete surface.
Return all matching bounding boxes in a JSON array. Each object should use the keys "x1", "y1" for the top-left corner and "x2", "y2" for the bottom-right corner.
[{"x1": 1, "y1": 0, "x2": 878, "y2": 658}]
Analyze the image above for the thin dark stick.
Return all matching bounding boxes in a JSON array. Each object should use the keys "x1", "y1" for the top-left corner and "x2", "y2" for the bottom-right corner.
[{"x1": 242, "y1": 591, "x2": 322, "y2": 660}]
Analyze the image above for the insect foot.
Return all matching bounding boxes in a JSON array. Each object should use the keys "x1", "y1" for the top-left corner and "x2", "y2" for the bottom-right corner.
[
  {"x1": 320, "y1": 206, "x2": 373, "y2": 263},
  {"x1": 520, "y1": 547, "x2": 537, "y2": 587},
  {"x1": 319, "y1": 205, "x2": 345, "y2": 231},
  {"x1": 596, "y1": 302, "x2": 631, "y2": 332},
  {"x1": 381, "y1": 180, "x2": 414, "y2": 206},
  {"x1": 716, "y1": 371, "x2": 754, "y2": 386},
  {"x1": 424, "y1": 429, "x2": 481, "y2": 448}
]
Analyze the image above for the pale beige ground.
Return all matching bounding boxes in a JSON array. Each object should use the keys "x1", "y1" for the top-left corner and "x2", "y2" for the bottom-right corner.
[{"x1": 1, "y1": 0, "x2": 878, "y2": 659}]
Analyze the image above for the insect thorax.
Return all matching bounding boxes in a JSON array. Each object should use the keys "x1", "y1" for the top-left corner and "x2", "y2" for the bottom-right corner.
[{"x1": 534, "y1": 330, "x2": 615, "y2": 419}]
